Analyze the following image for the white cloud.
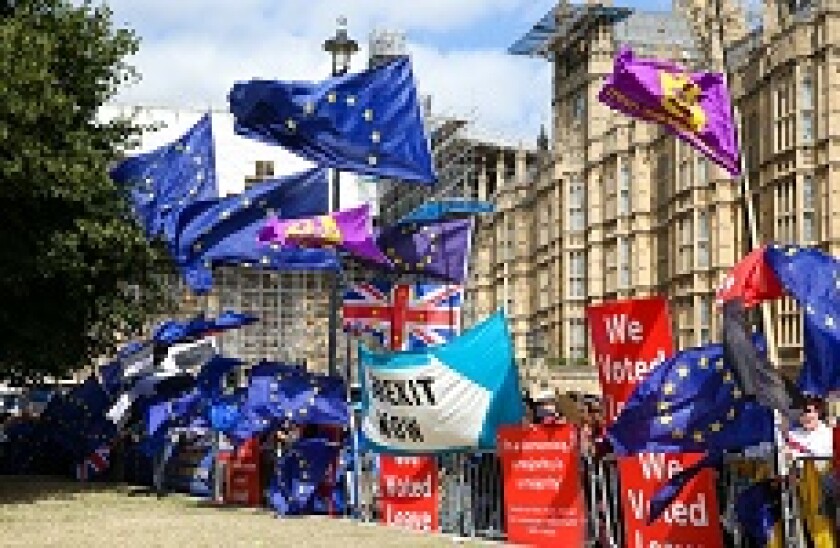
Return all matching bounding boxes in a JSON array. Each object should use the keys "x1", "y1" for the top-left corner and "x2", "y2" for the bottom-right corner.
[{"x1": 106, "y1": 0, "x2": 553, "y2": 143}]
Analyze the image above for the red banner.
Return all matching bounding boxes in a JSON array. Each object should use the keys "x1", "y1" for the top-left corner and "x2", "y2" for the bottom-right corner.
[
  {"x1": 221, "y1": 437, "x2": 261, "y2": 507},
  {"x1": 498, "y1": 425, "x2": 585, "y2": 547},
  {"x1": 586, "y1": 297, "x2": 674, "y2": 426},
  {"x1": 378, "y1": 455, "x2": 438, "y2": 532},
  {"x1": 618, "y1": 453, "x2": 723, "y2": 548}
]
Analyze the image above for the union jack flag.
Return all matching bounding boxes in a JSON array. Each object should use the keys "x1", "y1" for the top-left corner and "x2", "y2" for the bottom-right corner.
[
  {"x1": 76, "y1": 445, "x2": 111, "y2": 482},
  {"x1": 342, "y1": 281, "x2": 462, "y2": 351}
]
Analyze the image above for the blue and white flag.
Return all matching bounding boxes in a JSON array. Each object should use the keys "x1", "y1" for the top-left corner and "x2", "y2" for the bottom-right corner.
[{"x1": 358, "y1": 310, "x2": 523, "y2": 453}]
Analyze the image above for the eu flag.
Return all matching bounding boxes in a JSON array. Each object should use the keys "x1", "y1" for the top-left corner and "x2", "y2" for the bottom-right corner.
[
  {"x1": 172, "y1": 167, "x2": 339, "y2": 293},
  {"x1": 735, "y1": 479, "x2": 782, "y2": 546},
  {"x1": 376, "y1": 218, "x2": 472, "y2": 284},
  {"x1": 268, "y1": 437, "x2": 340, "y2": 516},
  {"x1": 151, "y1": 311, "x2": 258, "y2": 346},
  {"x1": 243, "y1": 362, "x2": 348, "y2": 427},
  {"x1": 764, "y1": 244, "x2": 840, "y2": 395},
  {"x1": 230, "y1": 57, "x2": 435, "y2": 184},
  {"x1": 607, "y1": 339, "x2": 774, "y2": 455},
  {"x1": 111, "y1": 113, "x2": 218, "y2": 240}
]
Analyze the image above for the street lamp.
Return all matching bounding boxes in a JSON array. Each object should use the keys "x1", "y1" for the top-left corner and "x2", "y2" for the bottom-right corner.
[
  {"x1": 323, "y1": 17, "x2": 358, "y2": 377},
  {"x1": 323, "y1": 16, "x2": 359, "y2": 77}
]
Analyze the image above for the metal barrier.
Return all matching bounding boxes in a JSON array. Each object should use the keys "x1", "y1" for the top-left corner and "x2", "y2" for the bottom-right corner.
[
  {"x1": 716, "y1": 454, "x2": 835, "y2": 547},
  {"x1": 347, "y1": 449, "x2": 837, "y2": 546}
]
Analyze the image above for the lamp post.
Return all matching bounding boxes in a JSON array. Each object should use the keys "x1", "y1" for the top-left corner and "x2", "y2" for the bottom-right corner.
[{"x1": 323, "y1": 17, "x2": 358, "y2": 377}]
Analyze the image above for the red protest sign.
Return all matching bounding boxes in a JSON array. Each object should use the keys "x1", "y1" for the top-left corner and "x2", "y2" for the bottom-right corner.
[
  {"x1": 378, "y1": 455, "x2": 438, "y2": 532},
  {"x1": 586, "y1": 297, "x2": 674, "y2": 426},
  {"x1": 618, "y1": 453, "x2": 723, "y2": 548},
  {"x1": 222, "y1": 437, "x2": 261, "y2": 507},
  {"x1": 498, "y1": 425, "x2": 585, "y2": 547}
]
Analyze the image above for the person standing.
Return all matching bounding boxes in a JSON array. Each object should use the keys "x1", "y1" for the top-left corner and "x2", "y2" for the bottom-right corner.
[{"x1": 786, "y1": 397, "x2": 835, "y2": 548}]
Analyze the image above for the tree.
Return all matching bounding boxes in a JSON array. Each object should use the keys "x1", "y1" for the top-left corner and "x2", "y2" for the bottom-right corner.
[{"x1": 0, "y1": 0, "x2": 164, "y2": 382}]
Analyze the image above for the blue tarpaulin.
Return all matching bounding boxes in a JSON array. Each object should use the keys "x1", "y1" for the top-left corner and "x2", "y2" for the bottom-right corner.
[{"x1": 396, "y1": 198, "x2": 494, "y2": 225}]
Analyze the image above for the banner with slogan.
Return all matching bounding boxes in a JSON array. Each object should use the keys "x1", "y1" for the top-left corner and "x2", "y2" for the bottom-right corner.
[
  {"x1": 498, "y1": 425, "x2": 585, "y2": 547},
  {"x1": 378, "y1": 455, "x2": 439, "y2": 532},
  {"x1": 618, "y1": 453, "x2": 724, "y2": 548},
  {"x1": 586, "y1": 297, "x2": 674, "y2": 426},
  {"x1": 358, "y1": 310, "x2": 523, "y2": 453}
]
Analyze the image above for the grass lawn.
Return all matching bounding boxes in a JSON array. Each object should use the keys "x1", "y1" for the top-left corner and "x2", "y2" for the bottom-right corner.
[{"x1": 0, "y1": 476, "x2": 468, "y2": 547}]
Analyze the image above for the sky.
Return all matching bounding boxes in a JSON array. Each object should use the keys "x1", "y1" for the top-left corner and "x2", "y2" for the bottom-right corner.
[
  {"x1": 105, "y1": 1, "x2": 670, "y2": 147},
  {"x1": 103, "y1": 0, "x2": 670, "y2": 144}
]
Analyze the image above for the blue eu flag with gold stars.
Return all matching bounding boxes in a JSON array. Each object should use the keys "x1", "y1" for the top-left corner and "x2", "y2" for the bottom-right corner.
[
  {"x1": 111, "y1": 113, "x2": 218, "y2": 241},
  {"x1": 377, "y1": 218, "x2": 472, "y2": 284},
  {"x1": 229, "y1": 57, "x2": 435, "y2": 184},
  {"x1": 608, "y1": 338, "x2": 774, "y2": 455},
  {"x1": 765, "y1": 244, "x2": 840, "y2": 396},
  {"x1": 243, "y1": 362, "x2": 348, "y2": 427},
  {"x1": 172, "y1": 166, "x2": 339, "y2": 293}
]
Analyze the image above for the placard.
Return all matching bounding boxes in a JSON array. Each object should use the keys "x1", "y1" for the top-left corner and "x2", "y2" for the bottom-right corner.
[
  {"x1": 223, "y1": 437, "x2": 261, "y2": 507},
  {"x1": 498, "y1": 425, "x2": 585, "y2": 547},
  {"x1": 586, "y1": 297, "x2": 674, "y2": 426},
  {"x1": 618, "y1": 453, "x2": 724, "y2": 548},
  {"x1": 378, "y1": 455, "x2": 438, "y2": 532}
]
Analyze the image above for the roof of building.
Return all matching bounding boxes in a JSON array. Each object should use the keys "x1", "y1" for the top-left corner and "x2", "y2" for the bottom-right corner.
[
  {"x1": 508, "y1": 4, "x2": 632, "y2": 57},
  {"x1": 509, "y1": 4, "x2": 701, "y2": 58}
]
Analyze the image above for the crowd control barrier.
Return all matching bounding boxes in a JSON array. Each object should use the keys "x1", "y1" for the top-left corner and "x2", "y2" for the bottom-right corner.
[{"x1": 347, "y1": 449, "x2": 836, "y2": 546}]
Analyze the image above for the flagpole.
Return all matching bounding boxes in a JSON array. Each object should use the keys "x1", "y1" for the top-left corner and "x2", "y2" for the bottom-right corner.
[
  {"x1": 323, "y1": 18, "x2": 359, "y2": 379},
  {"x1": 712, "y1": 1, "x2": 790, "y2": 543}
]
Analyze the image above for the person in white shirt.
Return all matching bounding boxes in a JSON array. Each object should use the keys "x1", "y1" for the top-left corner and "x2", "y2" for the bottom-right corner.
[
  {"x1": 787, "y1": 397, "x2": 833, "y2": 458},
  {"x1": 786, "y1": 397, "x2": 836, "y2": 548}
]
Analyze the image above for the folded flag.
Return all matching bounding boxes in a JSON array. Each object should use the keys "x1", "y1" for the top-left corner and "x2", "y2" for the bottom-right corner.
[
  {"x1": 598, "y1": 47, "x2": 741, "y2": 177},
  {"x1": 230, "y1": 56, "x2": 435, "y2": 184},
  {"x1": 118, "y1": 341, "x2": 156, "y2": 380},
  {"x1": 107, "y1": 370, "x2": 195, "y2": 428},
  {"x1": 722, "y1": 298, "x2": 797, "y2": 420},
  {"x1": 99, "y1": 359, "x2": 124, "y2": 399},
  {"x1": 172, "y1": 167, "x2": 338, "y2": 293},
  {"x1": 195, "y1": 355, "x2": 242, "y2": 398},
  {"x1": 209, "y1": 394, "x2": 243, "y2": 432},
  {"x1": 258, "y1": 203, "x2": 389, "y2": 265},
  {"x1": 735, "y1": 480, "x2": 782, "y2": 547},
  {"x1": 376, "y1": 218, "x2": 472, "y2": 284},
  {"x1": 607, "y1": 339, "x2": 774, "y2": 456},
  {"x1": 111, "y1": 113, "x2": 218, "y2": 240},
  {"x1": 152, "y1": 311, "x2": 258, "y2": 346},
  {"x1": 77, "y1": 445, "x2": 111, "y2": 482},
  {"x1": 268, "y1": 437, "x2": 340, "y2": 516},
  {"x1": 157, "y1": 338, "x2": 217, "y2": 374}
]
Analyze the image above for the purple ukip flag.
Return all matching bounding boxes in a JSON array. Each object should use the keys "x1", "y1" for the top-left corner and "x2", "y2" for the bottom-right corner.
[
  {"x1": 258, "y1": 203, "x2": 390, "y2": 265},
  {"x1": 598, "y1": 47, "x2": 741, "y2": 177}
]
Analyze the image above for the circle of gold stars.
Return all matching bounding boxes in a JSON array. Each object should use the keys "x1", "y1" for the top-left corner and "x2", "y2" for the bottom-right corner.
[{"x1": 656, "y1": 353, "x2": 742, "y2": 442}]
